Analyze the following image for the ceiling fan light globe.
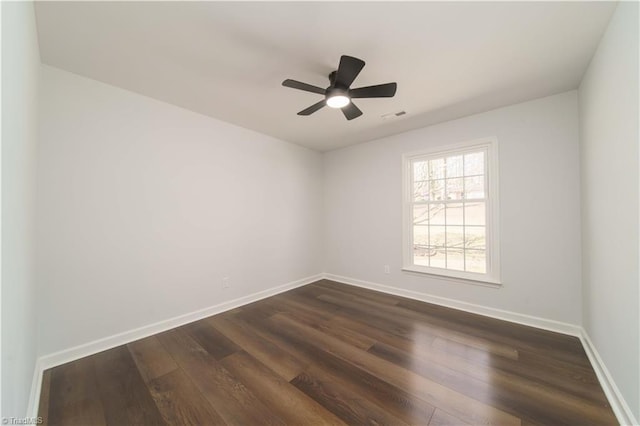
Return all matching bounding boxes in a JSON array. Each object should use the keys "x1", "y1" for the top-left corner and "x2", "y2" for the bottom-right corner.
[{"x1": 326, "y1": 95, "x2": 350, "y2": 109}]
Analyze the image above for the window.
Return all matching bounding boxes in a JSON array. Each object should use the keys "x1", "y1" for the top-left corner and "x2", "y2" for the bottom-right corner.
[{"x1": 402, "y1": 138, "x2": 500, "y2": 285}]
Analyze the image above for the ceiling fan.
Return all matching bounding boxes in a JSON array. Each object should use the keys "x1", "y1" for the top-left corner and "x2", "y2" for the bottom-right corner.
[{"x1": 282, "y1": 55, "x2": 397, "y2": 121}]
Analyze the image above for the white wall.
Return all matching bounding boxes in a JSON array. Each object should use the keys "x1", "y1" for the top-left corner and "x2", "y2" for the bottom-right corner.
[
  {"x1": 579, "y1": 1, "x2": 639, "y2": 421},
  {"x1": 37, "y1": 66, "x2": 323, "y2": 355},
  {"x1": 324, "y1": 91, "x2": 582, "y2": 324},
  {"x1": 1, "y1": 1, "x2": 41, "y2": 418}
]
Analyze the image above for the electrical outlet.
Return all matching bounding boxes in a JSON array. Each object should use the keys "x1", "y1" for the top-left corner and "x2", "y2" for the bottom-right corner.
[
  {"x1": 222, "y1": 276, "x2": 230, "y2": 288},
  {"x1": 384, "y1": 265, "x2": 390, "y2": 274}
]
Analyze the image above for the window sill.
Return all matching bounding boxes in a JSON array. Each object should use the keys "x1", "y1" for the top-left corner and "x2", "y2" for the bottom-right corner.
[{"x1": 401, "y1": 265, "x2": 502, "y2": 288}]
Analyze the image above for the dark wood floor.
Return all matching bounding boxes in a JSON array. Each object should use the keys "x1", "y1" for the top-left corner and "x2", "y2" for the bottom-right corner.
[{"x1": 39, "y1": 280, "x2": 617, "y2": 425}]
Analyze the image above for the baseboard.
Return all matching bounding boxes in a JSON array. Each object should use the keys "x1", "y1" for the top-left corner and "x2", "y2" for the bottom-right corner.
[
  {"x1": 322, "y1": 273, "x2": 582, "y2": 336},
  {"x1": 26, "y1": 358, "x2": 44, "y2": 419},
  {"x1": 580, "y1": 330, "x2": 639, "y2": 426},
  {"x1": 26, "y1": 273, "x2": 323, "y2": 418}
]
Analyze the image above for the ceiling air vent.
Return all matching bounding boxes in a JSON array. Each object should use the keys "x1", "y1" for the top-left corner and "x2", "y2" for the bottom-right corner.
[{"x1": 381, "y1": 111, "x2": 407, "y2": 119}]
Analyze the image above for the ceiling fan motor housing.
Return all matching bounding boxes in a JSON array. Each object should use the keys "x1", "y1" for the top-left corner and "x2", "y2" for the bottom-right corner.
[{"x1": 325, "y1": 86, "x2": 349, "y2": 100}]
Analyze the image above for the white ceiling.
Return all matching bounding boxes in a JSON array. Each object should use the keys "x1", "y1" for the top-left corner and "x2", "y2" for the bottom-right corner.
[{"x1": 34, "y1": 1, "x2": 615, "y2": 151}]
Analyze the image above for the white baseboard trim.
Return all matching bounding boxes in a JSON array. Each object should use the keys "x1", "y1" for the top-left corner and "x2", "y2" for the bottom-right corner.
[
  {"x1": 580, "y1": 329, "x2": 639, "y2": 426},
  {"x1": 26, "y1": 273, "x2": 323, "y2": 418},
  {"x1": 322, "y1": 273, "x2": 582, "y2": 337},
  {"x1": 26, "y1": 357, "x2": 44, "y2": 420}
]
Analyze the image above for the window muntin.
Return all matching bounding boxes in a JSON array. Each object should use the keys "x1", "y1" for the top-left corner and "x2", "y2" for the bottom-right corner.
[{"x1": 403, "y1": 139, "x2": 500, "y2": 284}]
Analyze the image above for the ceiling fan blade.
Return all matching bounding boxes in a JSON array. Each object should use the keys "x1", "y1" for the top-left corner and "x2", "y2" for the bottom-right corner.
[
  {"x1": 342, "y1": 102, "x2": 363, "y2": 120},
  {"x1": 282, "y1": 79, "x2": 326, "y2": 95},
  {"x1": 298, "y1": 100, "x2": 326, "y2": 116},
  {"x1": 350, "y1": 82, "x2": 397, "y2": 98},
  {"x1": 335, "y1": 55, "x2": 365, "y2": 88}
]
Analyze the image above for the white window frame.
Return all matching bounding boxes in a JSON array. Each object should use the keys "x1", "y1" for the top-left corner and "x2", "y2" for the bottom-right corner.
[{"x1": 402, "y1": 137, "x2": 501, "y2": 286}]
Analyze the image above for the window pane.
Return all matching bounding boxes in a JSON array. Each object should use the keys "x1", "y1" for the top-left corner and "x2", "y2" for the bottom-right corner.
[
  {"x1": 430, "y1": 158, "x2": 445, "y2": 179},
  {"x1": 464, "y1": 152, "x2": 484, "y2": 176},
  {"x1": 465, "y1": 202, "x2": 485, "y2": 226},
  {"x1": 446, "y1": 178, "x2": 464, "y2": 200},
  {"x1": 413, "y1": 225, "x2": 429, "y2": 245},
  {"x1": 429, "y1": 204, "x2": 446, "y2": 225},
  {"x1": 413, "y1": 180, "x2": 430, "y2": 201},
  {"x1": 429, "y1": 179, "x2": 445, "y2": 201},
  {"x1": 429, "y1": 225, "x2": 446, "y2": 249},
  {"x1": 447, "y1": 248, "x2": 465, "y2": 271},
  {"x1": 464, "y1": 176, "x2": 484, "y2": 199},
  {"x1": 446, "y1": 203, "x2": 464, "y2": 225},
  {"x1": 446, "y1": 155, "x2": 463, "y2": 178},
  {"x1": 413, "y1": 225, "x2": 429, "y2": 266},
  {"x1": 413, "y1": 205, "x2": 429, "y2": 225},
  {"x1": 430, "y1": 249, "x2": 446, "y2": 269},
  {"x1": 413, "y1": 161, "x2": 428, "y2": 181},
  {"x1": 414, "y1": 242, "x2": 435, "y2": 266},
  {"x1": 465, "y1": 226, "x2": 485, "y2": 249},
  {"x1": 466, "y1": 249, "x2": 486, "y2": 273},
  {"x1": 446, "y1": 226, "x2": 464, "y2": 248},
  {"x1": 414, "y1": 253, "x2": 429, "y2": 266}
]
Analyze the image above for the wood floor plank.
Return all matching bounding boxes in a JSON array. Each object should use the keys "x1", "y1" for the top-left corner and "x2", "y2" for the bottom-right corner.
[
  {"x1": 181, "y1": 321, "x2": 241, "y2": 360},
  {"x1": 308, "y1": 280, "x2": 402, "y2": 306},
  {"x1": 232, "y1": 297, "x2": 285, "y2": 320},
  {"x1": 284, "y1": 291, "x2": 439, "y2": 348},
  {"x1": 147, "y1": 369, "x2": 226, "y2": 425},
  {"x1": 276, "y1": 291, "x2": 343, "y2": 318},
  {"x1": 92, "y1": 346, "x2": 166, "y2": 425},
  {"x1": 270, "y1": 312, "x2": 522, "y2": 426},
  {"x1": 127, "y1": 336, "x2": 178, "y2": 383},
  {"x1": 268, "y1": 292, "x2": 341, "y2": 322},
  {"x1": 431, "y1": 336, "x2": 607, "y2": 404},
  {"x1": 317, "y1": 293, "x2": 520, "y2": 360},
  {"x1": 38, "y1": 369, "x2": 51, "y2": 426},
  {"x1": 328, "y1": 311, "x2": 437, "y2": 357},
  {"x1": 223, "y1": 313, "x2": 320, "y2": 368},
  {"x1": 208, "y1": 314, "x2": 308, "y2": 381},
  {"x1": 156, "y1": 328, "x2": 286, "y2": 426},
  {"x1": 48, "y1": 398, "x2": 108, "y2": 426},
  {"x1": 368, "y1": 341, "x2": 502, "y2": 401},
  {"x1": 291, "y1": 369, "x2": 411, "y2": 426},
  {"x1": 270, "y1": 303, "x2": 377, "y2": 350},
  {"x1": 299, "y1": 342, "x2": 437, "y2": 424},
  {"x1": 48, "y1": 358, "x2": 98, "y2": 408},
  {"x1": 47, "y1": 357, "x2": 107, "y2": 426},
  {"x1": 220, "y1": 351, "x2": 346, "y2": 425}
]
